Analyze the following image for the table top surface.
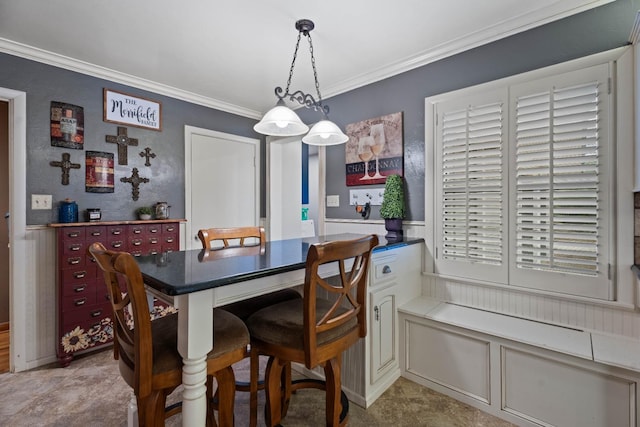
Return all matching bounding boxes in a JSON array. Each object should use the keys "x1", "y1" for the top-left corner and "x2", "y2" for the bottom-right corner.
[{"x1": 137, "y1": 233, "x2": 423, "y2": 296}]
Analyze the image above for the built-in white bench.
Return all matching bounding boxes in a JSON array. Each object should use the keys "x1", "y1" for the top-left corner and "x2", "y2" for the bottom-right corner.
[{"x1": 399, "y1": 297, "x2": 640, "y2": 426}]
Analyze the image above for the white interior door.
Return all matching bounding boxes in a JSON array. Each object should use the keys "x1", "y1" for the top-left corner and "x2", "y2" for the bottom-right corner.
[
  {"x1": 185, "y1": 126, "x2": 259, "y2": 249},
  {"x1": 268, "y1": 136, "x2": 302, "y2": 241}
]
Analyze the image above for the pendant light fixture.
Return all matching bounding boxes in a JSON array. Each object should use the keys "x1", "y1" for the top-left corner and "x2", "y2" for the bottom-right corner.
[{"x1": 253, "y1": 19, "x2": 348, "y2": 146}]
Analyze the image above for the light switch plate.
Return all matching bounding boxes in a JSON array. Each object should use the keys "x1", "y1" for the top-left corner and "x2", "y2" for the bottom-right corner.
[
  {"x1": 32, "y1": 194, "x2": 53, "y2": 210},
  {"x1": 326, "y1": 195, "x2": 340, "y2": 207}
]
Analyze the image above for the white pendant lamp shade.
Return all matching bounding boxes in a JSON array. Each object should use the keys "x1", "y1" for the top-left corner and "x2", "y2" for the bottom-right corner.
[
  {"x1": 302, "y1": 120, "x2": 349, "y2": 146},
  {"x1": 253, "y1": 105, "x2": 309, "y2": 136}
]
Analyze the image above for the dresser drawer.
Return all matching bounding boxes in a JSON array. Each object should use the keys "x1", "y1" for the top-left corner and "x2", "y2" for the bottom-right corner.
[
  {"x1": 162, "y1": 223, "x2": 178, "y2": 234},
  {"x1": 147, "y1": 224, "x2": 162, "y2": 235},
  {"x1": 85, "y1": 226, "x2": 107, "y2": 243},
  {"x1": 62, "y1": 240, "x2": 86, "y2": 256},
  {"x1": 60, "y1": 228, "x2": 86, "y2": 241},
  {"x1": 62, "y1": 301, "x2": 112, "y2": 330},
  {"x1": 62, "y1": 292, "x2": 97, "y2": 311},
  {"x1": 61, "y1": 264, "x2": 97, "y2": 285},
  {"x1": 60, "y1": 279, "x2": 94, "y2": 297},
  {"x1": 59, "y1": 254, "x2": 86, "y2": 269},
  {"x1": 371, "y1": 253, "x2": 398, "y2": 287}
]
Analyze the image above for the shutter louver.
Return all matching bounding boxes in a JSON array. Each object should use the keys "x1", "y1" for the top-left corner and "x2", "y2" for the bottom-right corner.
[
  {"x1": 515, "y1": 82, "x2": 600, "y2": 276},
  {"x1": 441, "y1": 102, "x2": 503, "y2": 265}
]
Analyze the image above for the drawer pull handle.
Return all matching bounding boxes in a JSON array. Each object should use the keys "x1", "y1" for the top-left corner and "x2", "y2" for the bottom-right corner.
[
  {"x1": 73, "y1": 285, "x2": 86, "y2": 293},
  {"x1": 112, "y1": 242, "x2": 122, "y2": 248},
  {"x1": 112, "y1": 230, "x2": 121, "y2": 235},
  {"x1": 70, "y1": 244, "x2": 81, "y2": 251},
  {"x1": 68, "y1": 257, "x2": 81, "y2": 265},
  {"x1": 382, "y1": 265, "x2": 392, "y2": 274},
  {"x1": 91, "y1": 231, "x2": 102, "y2": 236},
  {"x1": 166, "y1": 226, "x2": 175, "y2": 232},
  {"x1": 150, "y1": 229, "x2": 159, "y2": 233},
  {"x1": 150, "y1": 250, "x2": 158, "y2": 255},
  {"x1": 166, "y1": 238, "x2": 174, "y2": 243},
  {"x1": 74, "y1": 271, "x2": 87, "y2": 279},
  {"x1": 90, "y1": 309, "x2": 102, "y2": 318},
  {"x1": 150, "y1": 238, "x2": 158, "y2": 244},
  {"x1": 74, "y1": 298, "x2": 87, "y2": 306},
  {"x1": 68, "y1": 232, "x2": 80, "y2": 238},
  {"x1": 133, "y1": 241, "x2": 142, "y2": 246},
  {"x1": 133, "y1": 229, "x2": 142, "y2": 234}
]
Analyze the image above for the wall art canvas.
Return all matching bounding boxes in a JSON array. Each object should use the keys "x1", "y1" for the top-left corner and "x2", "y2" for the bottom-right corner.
[
  {"x1": 345, "y1": 112, "x2": 403, "y2": 186},
  {"x1": 85, "y1": 151, "x2": 115, "y2": 193},
  {"x1": 50, "y1": 101, "x2": 84, "y2": 149},
  {"x1": 104, "y1": 88, "x2": 162, "y2": 131}
]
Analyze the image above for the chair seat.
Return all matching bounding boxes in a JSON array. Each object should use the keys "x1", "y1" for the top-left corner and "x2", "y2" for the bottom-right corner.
[
  {"x1": 121, "y1": 309, "x2": 249, "y2": 378},
  {"x1": 221, "y1": 288, "x2": 301, "y2": 322},
  {"x1": 246, "y1": 298, "x2": 357, "y2": 351}
]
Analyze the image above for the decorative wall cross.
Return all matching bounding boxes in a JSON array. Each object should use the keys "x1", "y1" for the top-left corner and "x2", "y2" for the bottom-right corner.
[
  {"x1": 49, "y1": 152, "x2": 81, "y2": 185},
  {"x1": 106, "y1": 126, "x2": 138, "y2": 165},
  {"x1": 139, "y1": 147, "x2": 156, "y2": 166},
  {"x1": 120, "y1": 167, "x2": 149, "y2": 201}
]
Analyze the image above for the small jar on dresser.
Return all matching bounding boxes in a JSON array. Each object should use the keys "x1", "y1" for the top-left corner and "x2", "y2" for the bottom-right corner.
[{"x1": 49, "y1": 219, "x2": 184, "y2": 367}]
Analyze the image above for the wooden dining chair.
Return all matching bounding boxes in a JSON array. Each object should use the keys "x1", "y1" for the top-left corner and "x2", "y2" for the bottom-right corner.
[
  {"x1": 246, "y1": 234, "x2": 378, "y2": 427},
  {"x1": 197, "y1": 226, "x2": 301, "y2": 426},
  {"x1": 88, "y1": 242, "x2": 249, "y2": 427}
]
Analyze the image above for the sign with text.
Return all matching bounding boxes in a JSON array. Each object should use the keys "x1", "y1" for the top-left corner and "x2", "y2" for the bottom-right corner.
[{"x1": 103, "y1": 89, "x2": 162, "y2": 131}]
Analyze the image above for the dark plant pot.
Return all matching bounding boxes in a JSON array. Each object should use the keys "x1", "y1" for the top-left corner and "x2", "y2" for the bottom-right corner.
[{"x1": 384, "y1": 218, "x2": 403, "y2": 241}]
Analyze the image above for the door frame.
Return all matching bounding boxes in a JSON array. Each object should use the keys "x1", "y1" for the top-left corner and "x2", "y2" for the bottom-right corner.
[
  {"x1": 2, "y1": 87, "x2": 27, "y2": 372},
  {"x1": 184, "y1": 126, "x2": 260, "y2": 247}
]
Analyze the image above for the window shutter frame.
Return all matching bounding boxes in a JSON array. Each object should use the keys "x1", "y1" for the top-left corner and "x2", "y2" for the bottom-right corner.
[
  {"x1": 508, "y1": 63, "x2": 612, "y2": 300},
  {"x1": 434, "y1": 89, "x2": 509, "y2": 283}
]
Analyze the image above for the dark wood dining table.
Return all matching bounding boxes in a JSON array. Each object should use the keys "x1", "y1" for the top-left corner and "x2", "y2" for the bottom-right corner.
[{"x1": 136, "y1": 233, "x2": 387, "y2": 426}]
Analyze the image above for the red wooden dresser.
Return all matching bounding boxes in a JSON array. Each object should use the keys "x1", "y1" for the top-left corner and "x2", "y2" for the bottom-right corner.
[{"x1": 50, "y1": 219, "x2": 183, "y2": 366}]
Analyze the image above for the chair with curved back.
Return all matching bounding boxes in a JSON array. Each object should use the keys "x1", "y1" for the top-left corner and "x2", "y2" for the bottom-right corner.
[
  {"x1": 197, "y1": 226, "x2": 302, "y2": 426},
  {"x1": 246, "y1": 234, "x2": 378, "y2": 427},
  {"x1": 88, "y1": 242, "x2": 249, "y2": 427}
]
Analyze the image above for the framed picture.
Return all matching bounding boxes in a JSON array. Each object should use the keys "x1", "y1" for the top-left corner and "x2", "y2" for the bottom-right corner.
[
  {"x1": 50, "y1": 101, "x2": 84, "y2": 149},
  {"x1": 85, "y1": 151, "x2": 115, "y2": 193},
  {"x1": 103, "y1": 88, "x2": 162, "y2": 131},
  {"x1": 345, "y1": 112, "x2": 403, "y2": 186}
]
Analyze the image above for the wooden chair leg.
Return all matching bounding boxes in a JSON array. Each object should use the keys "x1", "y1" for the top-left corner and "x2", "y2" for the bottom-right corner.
[
  {"x1": 137, "y1": 391, "x2": 166, "y2": 427},
  {"x1": 264, "y1": 356, "x2": 285, "y2": 427},
  {"x1": 249, "y1": 347, "x2": 259, "y2": 427},
  {"x1": 280, "y1": 361, "x2": 292, "y2": 417},
  {"x1": 206, "y1": 375, "x2": 217, "y2": 427},
  {"x1": 324, "y1": 356, "x2": 345, "y2": 427},
  {"x1": 215, "y1": 366, "x2": 236, "y2": 427}
]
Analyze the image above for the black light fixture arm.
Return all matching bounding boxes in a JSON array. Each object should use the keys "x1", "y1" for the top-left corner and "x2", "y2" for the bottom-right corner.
[{"x1": 273, "y1": 19, "x2": 330, "y2": 117}]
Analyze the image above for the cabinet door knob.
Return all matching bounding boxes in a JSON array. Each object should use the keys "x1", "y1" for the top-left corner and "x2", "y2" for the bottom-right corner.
[{"x1": 382, "y1": 265, "x2": 392, "y2": 274}]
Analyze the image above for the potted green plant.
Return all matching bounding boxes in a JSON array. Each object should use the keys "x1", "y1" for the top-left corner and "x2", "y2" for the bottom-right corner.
[
  {"x1": 380, "y1": 174, "x2": 405, "y2": 241},
  {"x1": 136, "y1": 206, "x2": 153, "y2": 220}
]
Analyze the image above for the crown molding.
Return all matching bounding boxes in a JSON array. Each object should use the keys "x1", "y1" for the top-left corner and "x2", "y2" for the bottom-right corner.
[
  {"x1": 323, "y1": 0, "x2": 615, "y2": 99},
  {"x1": 629, "y1": 11, "x2": 640, "y2": 44},
  {"x1": 0, "y1": 38, "x2": 262, "y2": 120}
]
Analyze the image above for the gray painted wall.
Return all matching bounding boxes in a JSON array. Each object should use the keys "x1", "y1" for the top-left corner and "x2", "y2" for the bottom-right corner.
[
  {"x1": 0, "y1": 53, "x2": 261, "y2": 225},
  {"x1": 1, "y1": 0, "x2": 639, "y2": 226},
  {"x1": 300, "y1": 0, "x2": 639, "y2": 221}
]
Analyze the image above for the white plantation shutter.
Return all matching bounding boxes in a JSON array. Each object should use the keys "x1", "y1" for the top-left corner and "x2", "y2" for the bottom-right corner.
[
  {"x1": 435, "y1": 90, "x2": 508, "y2": 282},
  {"x1": 433, "y1": 62, "x2": 612, "y2": 299},
  {"x1": 509, "y1": 64, "x2": 611, "y2": 299},
  {"x1": 442, "y1": 103, "x2": 503, "y2": 263}
]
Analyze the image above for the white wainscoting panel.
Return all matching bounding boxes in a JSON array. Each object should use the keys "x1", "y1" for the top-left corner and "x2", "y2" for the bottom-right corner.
[
  {"x1": 21, "y1": 226, "x2": 58, "y2": 369},
  {"x1": 422, "y1": 275, "x2": 640, "y2": 340}
]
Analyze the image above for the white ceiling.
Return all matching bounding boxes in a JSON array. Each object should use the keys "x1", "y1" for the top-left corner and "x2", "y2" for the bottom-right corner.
[{"x1": 0, "y1": 0, "x2": 613, "y2": 119}]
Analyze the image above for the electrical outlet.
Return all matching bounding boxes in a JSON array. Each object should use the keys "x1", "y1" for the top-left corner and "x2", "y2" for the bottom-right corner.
[
  {"x1": 32, "y1": 194, "x2": 52, "y2": 210},
  {"x1": 326, "y1": 195, "x2": 340, "y2": 207}
]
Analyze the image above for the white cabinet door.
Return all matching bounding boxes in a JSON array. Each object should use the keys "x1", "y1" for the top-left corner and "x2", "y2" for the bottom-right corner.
[{"x1": 370, "y1": 284, "x2": 397, "y2": 383}]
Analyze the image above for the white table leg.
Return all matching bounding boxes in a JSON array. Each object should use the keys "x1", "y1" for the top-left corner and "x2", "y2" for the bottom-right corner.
[
  {"x1": 127, "y1": 393, "x2": 138, "y2": 427},
  {"x1": 176, "y1": 290, "x2": 214, "y2": 427}
]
